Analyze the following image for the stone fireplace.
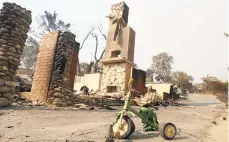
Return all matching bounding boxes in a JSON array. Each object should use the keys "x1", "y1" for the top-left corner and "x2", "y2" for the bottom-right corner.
[{"x1": 100, "y1": 1, "x2": 136, "y2": 95}]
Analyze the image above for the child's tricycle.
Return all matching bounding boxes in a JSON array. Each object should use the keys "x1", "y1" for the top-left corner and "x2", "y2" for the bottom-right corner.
[{"x1": 111, "y1": 78, "x2": 177, "y2": 140}]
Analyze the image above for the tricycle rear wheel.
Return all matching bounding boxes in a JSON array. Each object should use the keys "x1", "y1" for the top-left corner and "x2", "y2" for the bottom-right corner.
[{"x1": 159, "y1": 123, "x2": 177, "y2": 140}]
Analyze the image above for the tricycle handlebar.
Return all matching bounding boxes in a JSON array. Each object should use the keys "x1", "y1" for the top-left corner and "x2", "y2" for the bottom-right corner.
[
  {"x1": 128, "y1": 78, "x2": 141, "y2": 97},
  {"x1": 131, "y1": 89, "x2": 140, "y2": 95}
]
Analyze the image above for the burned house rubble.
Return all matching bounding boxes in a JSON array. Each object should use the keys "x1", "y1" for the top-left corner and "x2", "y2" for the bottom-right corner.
[{"x1": 0, "y1": 2, "x2": 176, "y2": 108}]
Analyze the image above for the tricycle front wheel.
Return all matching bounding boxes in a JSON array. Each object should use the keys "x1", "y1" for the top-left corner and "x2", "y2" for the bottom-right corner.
[
  {"x1": 112, "y1": 116, "x2": 135, "y2": 139},
  {"x1": 159, "y1": 123, "x2": 177, "y2": 140}
]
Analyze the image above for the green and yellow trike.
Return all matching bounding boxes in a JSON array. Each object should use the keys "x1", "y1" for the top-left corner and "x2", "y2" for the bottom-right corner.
[{"x1": 111, "y1": 78, "x2": 177, "y2": 140}]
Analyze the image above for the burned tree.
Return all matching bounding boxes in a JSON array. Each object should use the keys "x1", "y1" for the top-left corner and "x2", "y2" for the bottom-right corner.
[
  {"x1": 78, "y1": 25, "x2": 107, "y2": 74},
  {"x1": 91, "y1": 25, "x2": 106, "y2": 73},
  {"x1": 77, "y1": 27, "x2": 94, "y2": 75}
]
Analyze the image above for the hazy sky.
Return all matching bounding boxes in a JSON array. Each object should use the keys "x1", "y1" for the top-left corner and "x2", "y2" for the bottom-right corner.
[{"x1": 0, "y1": 0, "x2": 228, "y2": 82}]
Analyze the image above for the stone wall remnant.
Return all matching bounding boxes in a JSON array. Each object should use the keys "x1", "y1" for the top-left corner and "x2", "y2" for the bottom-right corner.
[
  {"x1": 48, "y1": 32, "x2": 79, "y2": 106},
  {"x1": 31, "y1": 31, "x2": 79, "y2": 107},
  {"x1": 0, "y1": 2, "x2": 32, "y2": 106}
]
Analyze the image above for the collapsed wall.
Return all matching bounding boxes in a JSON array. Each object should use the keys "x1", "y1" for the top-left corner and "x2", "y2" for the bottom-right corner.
[
  {"x1": 131, "y1": 68, "x2": 147, "y2": 95},
  {"x1": 0, "y1": 2, "x2": 32, "y2": 106},
  {"x1": 31, "y1": 31, "x2": 79, "y2": 107}
]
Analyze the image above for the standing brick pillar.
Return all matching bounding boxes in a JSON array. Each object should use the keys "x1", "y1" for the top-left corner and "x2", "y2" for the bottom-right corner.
[
  {"x1": 30, "y1": 32, "x2": 60, "y2": 102},
  {"x1": 0, "y1": 2, "x2": 32, "y2": 107},
  {"x1": 31, "y1": 31, "x2": 79, "y2": 106}
]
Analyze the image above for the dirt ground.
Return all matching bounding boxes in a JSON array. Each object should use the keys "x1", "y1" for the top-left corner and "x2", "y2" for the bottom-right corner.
[
  {"x1": 0, "y1": 94, "x2": 228, "y2": 142},
  {"x1": 203, "y1": 108, "x2": 228, "y2": 142}
]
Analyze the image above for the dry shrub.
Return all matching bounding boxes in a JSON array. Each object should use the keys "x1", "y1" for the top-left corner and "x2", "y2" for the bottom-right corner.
[{"x1": 202, "y1": 76, "x2": 228, "y2": 94}]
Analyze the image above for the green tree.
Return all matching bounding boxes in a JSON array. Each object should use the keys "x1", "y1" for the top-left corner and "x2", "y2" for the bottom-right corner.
[
  {"x1": 146, "y1": 68, "x2": 154, "y2": 83},
  {"x1": 150, "y1": 52, "x2": 173, "y2": 83},
  {"x1": 79, "y1": 62, "x2": 90, "y2": 76},
  {"x1": 171, "y1": 71, "x2": 193, "y2": 90}
]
